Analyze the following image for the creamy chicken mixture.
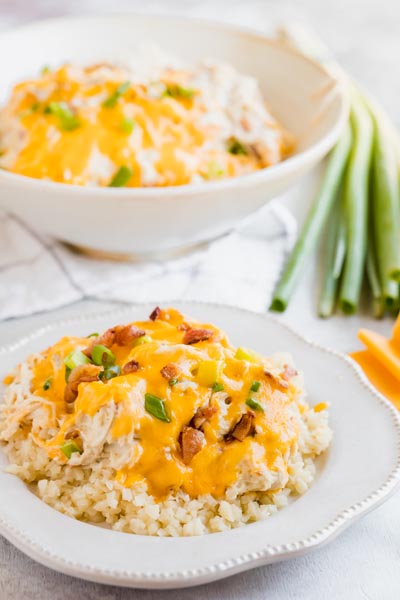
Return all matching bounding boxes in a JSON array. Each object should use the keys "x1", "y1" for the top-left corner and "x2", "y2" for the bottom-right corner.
[
  {"x1": 0, "y1": 49, "x2": 292, "y2": 187},
  {"x1": 0, "y1": 308, "x2": 331, "y2": 535}
]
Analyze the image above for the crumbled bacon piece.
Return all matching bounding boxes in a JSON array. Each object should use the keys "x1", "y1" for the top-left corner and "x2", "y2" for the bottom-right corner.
[
  {"x1": 64, "y1": 364, "x2": 103, "y2": 408},
  {"x1": 226, "y1": 411, "x2": 255, "y2": 442},
  {"x1": 83, "y1": 327, "x2": 115, "y2": 357},
  {"x1": 282, "y1": 364, "x2": 298, "y2": 380},
  {"x1": 183, "y1": 328, "x2": 213, "y2": 345},
  {"x1": 122, "y1": 360, "x2": 140, "y2": 374},
  {"x1": 65, "y1": 429, "x2": 80, "y2": 440},
  {"x1": 160, "y1": 363, "x2": 181, "y2": 381},
  {"x1": 149, "y1": 306, "x2": 161, "y2": 321},
  {"x1": 181, "y1": 426, "x2": 205, "y2": 464},
  {"x1": 113, "y1": 325, "x2": 146, "y2": 345},
  {"x1": 191, "y1": 405, "x2": 218, "y2": 429}
]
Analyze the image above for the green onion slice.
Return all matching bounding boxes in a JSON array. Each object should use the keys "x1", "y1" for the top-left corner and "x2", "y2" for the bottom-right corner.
[
  {"x1": 212, "y1": 382, "x2": 224, "y2": 393},
  {"x1": 60, "y1": 441, "x2": 82, "y2": 459},
  {"x1": 108, "y1": 165, "x2": 132, "y2": 187},
  {"x1": 103, "y1": 81, "x2": 130, "y2": 108},
  {"x1": 163, "y1": 84, "x2": 195, "y2": 100},
  {"x1": 46, "y1": 102, "x2": 81, "y2": 131},
  {"x1": 227, "y1": 137, "x2": 248, "y2": 155},
  {"x1": 145, "y1": 393, "x2": 171, "y2": 422},
  {"x1": 101, "y1": 364, "x2": 121, "y2": 380},
  {"x1": 87, "y1": 332, "x2": 99, "y2": 339},
  {"x1": 64, "y1": 349, "x2": 90, "y2": 371},
  {"x1": 120, "y1": 117, "x2": 135, "y2": 134},
  {"x1": 250, "y1": 380, "x2": 261, "y2": 392},
  {"x1": 92, "y1": 344, "x2": 115, "y2": 366},
  {"x1": 43, "y1": 377, "x2": 52, "y2": 391},
  {"x1": 169, "y1": 378, "x2": 179, "y2": 387},
  {"x1": 246, "y1": 397, "x2": 264, "y2": 412},
  {"x1": 132, "y1": 334, "x2": 152, "y2": 347}
]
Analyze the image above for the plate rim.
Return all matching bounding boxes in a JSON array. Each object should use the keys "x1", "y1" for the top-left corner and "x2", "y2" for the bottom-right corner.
[{"x1": 0, "y1": 300, "x2": 399, "y2": 587}]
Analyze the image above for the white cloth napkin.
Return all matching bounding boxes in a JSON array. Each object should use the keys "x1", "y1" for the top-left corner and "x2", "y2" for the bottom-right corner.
[{"x1": 0, "y1": 202, "x2": 296, "y2": 321}]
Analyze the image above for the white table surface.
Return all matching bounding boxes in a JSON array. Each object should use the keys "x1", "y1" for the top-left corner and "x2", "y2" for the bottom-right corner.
[{"x1": 1, "y1": 1, "x2": 400, "y2": 598}]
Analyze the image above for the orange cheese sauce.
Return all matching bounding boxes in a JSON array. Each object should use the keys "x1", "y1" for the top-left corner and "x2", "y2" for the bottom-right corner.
[
  {"x1": 0, "y1": 64, "x2": 264, "y2": 187},
  {"x1": 22, "y1": 308, "x2": 301, "y2": 499}
]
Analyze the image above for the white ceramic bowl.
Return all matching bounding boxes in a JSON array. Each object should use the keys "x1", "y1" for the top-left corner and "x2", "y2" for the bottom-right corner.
[{"x1": 0, "y1": 15, "x2": 348, "y2": 259}]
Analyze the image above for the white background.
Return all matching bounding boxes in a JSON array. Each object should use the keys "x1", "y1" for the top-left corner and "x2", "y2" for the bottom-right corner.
[{"x1": 0, "y1": 1, "x2": 399, "y2": 598}]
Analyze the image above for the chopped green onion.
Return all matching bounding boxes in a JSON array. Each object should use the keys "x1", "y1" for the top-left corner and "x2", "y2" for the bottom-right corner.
[
  {"x1": 250, "y1": 381, "x2": 261, "y2": 392},
  {"x1": 120, "y1": 117, "x2": 135, "y2": 134},
  {"x1": 43, "y1": 377, "x2": 52, "y2": 391},
  {"x1": 60, "y1": 441, "x2": 81, "y2": 459},
  {"x1": 64, "y1": 349, "x2": 90, "y2": 371},
  {"x1": 132, "y1": 334, "x2": 152, "y2": 347},
  {"x1": 108, "y1": 166, "x2": 132, "y2": 187},
  {"x1": 41, "y1": 65, "x2": 50, "y2": 75},
  {"x1": 169, "y1": 378, "x2": 179, "y2": 387},
  {"x1": 205, "y1": 161, "x2": 225, "y2": 180},
  {"x1": 235, "y1": 347, "x2": 261, "y2": 363},
  {"x1": 144, "y1": 393, "x2": 171, "y2": 422},
  {"x1": 101, "y1": 365, "x2": 121, "y2": 380},
  {"x1": 103, "y1": 81, "x2": 130, "y2": 108},
  {"x1": 212, "y1": 382, "x2": 224, "y2": 393},
  {"x1": 246, "y1": 397, "x2": 264, "y2": 412},
  {"x1": 46, "y1": 101, "x2": 81, "y2": 131},
  {"x1": 92, "y1": 344, "x2": 115, "y2": 367},
  {"x1": 20, "y1": 102, "x2": 40, "y2": 119},
  {"x1": 65, "y1": 366, "x2": 72, "y2": 382},
  {"x1": 227, "y1": 137, "x2": 248, "y2": 155},
  {"x1": 163, "y1": 84, "x2": 195, "y2": 100},
  {"x1": 87, "y1": 332, "x2": 99, "y2": 338}
]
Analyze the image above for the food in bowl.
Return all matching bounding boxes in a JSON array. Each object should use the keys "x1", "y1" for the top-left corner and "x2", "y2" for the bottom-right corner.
[
  {"x1": 0, "y1": 48, "x2": 292, "y2": 187},
  {"x1": 0, "y1": 308, "x2": 331, "y2": 536}
]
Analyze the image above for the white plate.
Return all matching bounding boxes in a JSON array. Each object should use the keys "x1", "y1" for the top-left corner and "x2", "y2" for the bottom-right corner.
[{"x1": 0, "y1": 302, "x2": 399, "y2": 589}]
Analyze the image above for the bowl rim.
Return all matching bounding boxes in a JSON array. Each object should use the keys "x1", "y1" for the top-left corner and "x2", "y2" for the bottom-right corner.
[{"x1": 0, "y1": 12, "x2": 349, "y2": 198}]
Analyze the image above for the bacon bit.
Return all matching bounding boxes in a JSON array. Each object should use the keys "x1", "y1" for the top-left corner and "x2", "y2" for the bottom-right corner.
[
  {"x1": 181, "y1": 426, "x2": 205, "y2": 464},
  {"x1": 160, "y1": 363, "x2": 181, "y2": 381},
  {"x1": 64, "y1": 364, "x2": 103, "y2": 407},
  {"x1": 191, "y1": 405, "x2": 218, "y2": 429},
  {"x1": 65, "y1": 429, "x2": 80, "y2": 440},
  {"x1": 122, "y1": 360, "x2": 140, "y2": 374},
  {"x1": 264, "y1": 369, "x2": 289, "y2": 390},
  {"x1": 83, "y1": 327, "x2": 115, "y2": 357},
  {"x1": 177, "y1": 322, "x2": 190, "y2": 331},
  {"x1": 224, "y1": 396, "x2": 232, "y2": 405},
  {"x1": 282, "y1": 364, "x2": 298, "y2": 380},
  {"x1": 183, "y1": 328, "x2": 214, "y2": 345},
  {"x1": 149, "y1": 306, "x2": 161, "y2": 321},
  {"x1": 226, "y1": 411, "x2": 255, "y2": 442},
  {"x1": 113, "y1": 325, "x2": 146, "y2": 345}
]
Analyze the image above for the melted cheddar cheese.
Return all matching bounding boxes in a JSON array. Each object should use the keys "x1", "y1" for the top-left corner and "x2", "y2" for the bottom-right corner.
[
  {"x1": 7, "y1": 308, "x2": 305, "y2": 500},
  {"x1": 0, "y1": 59, "x2": 290, "y2": 187}
]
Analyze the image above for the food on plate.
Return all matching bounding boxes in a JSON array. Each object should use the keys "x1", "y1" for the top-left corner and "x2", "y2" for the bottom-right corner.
[
  {"x1": 0, "y1": 307, "x2": 331, "y2": 536},
  {"x1": 0, "y1": 49, "x2": 292, "y2": 187}
]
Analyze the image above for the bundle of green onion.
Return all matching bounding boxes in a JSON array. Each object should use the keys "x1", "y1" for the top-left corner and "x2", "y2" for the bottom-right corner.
[{"x1": 270, "y1": 86, "x2": 400, "y2": 318}]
